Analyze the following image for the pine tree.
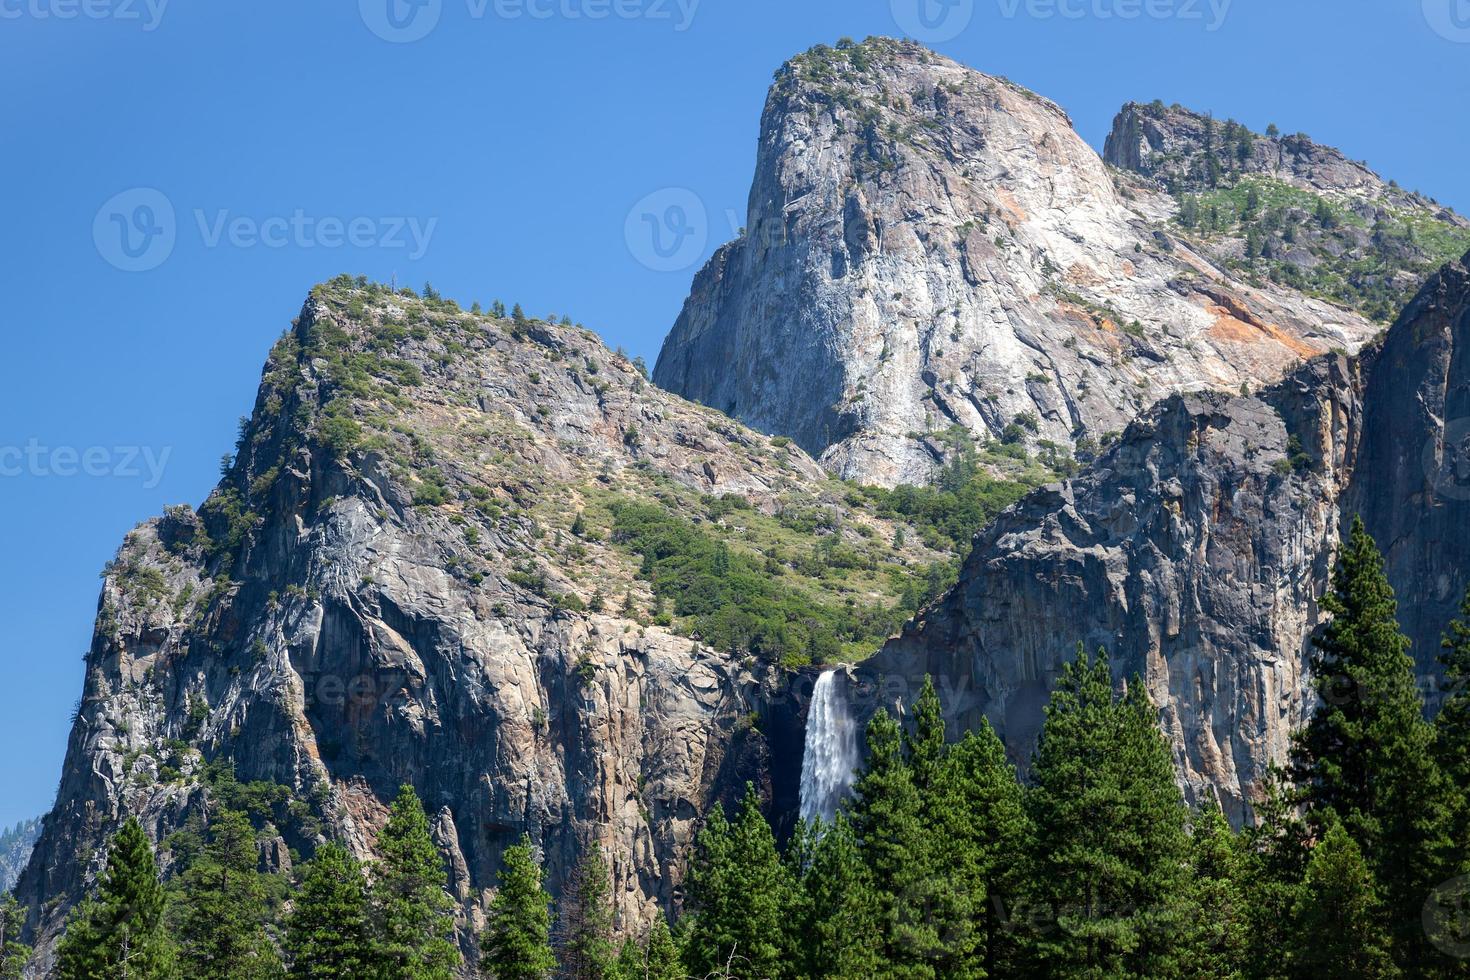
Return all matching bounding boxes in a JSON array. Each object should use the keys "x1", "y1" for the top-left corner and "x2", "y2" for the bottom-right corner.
[
  {"x1": 932, "y1": 722, "x2": 1030, "y2": 979},
  {"x1": 556, "y1": 841, "x2": 616, "y2": 980},
  {"x1": 1203, "y1": 113, "x2": 1221, "y2": 187},
  {"x1": 1179, "y1": 195, "x2": 1200, "y2": 229},
  {"x1": 848, "y1": 709, "x2": 939, "y2": 978},
  {"x1": 904, "y1": 676, "x2": 947, "y2": 795},
  {"x1": 480, "y1": 836, "x2": 555, "y2": 980},
  {"x1": 285, "y1": 843, "x2": 375, "y2": 980},
  {"x1": 682, "y1": 785, "x2": 793, "y2": 980},
  {"x1": 56, "y1": 817, "x2": 176, "y2": 980},
  {"x1": 1187, "y1": 802, "x2": 1249, "y2": 979},
  {"x1": 1435, "y1": 585, "x2": 1470, "y2": 840},
  {"x1": 788, "y1": 815, "x2": 883, "y2": 980},
  {"x1": 1238, "y1": 771, "x2": 1310, "y2": 980},
  {"x1": 1288, "y1": 517, "x2": 1453, "y2": 967},
  {"x1": 1022, "y1": 646, "x2": 1197, "y2": 979},
  {"x1": 613, "y1": 938, "x2": 641, "y2": 980},
  {"x1": 0, "y1": 892, "x2": 29, "y2": 980},
  {"x1": 611, "y1": 917, "x2": 680, "y2": 980},
  {"x1": 173, "y1": 807, "x2": 283, "y2": 979},
  {"x1": 1289, "y1": 824, "x2": 1398, "y2": 979},
  {"x1": 371, "y1": 786, "x2": 461, "y2": 979}
]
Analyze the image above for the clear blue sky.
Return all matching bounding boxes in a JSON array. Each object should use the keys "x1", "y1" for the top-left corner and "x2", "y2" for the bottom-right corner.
[{"x1": 1, "y1": 0, "x2": 1466, "y2": 828}]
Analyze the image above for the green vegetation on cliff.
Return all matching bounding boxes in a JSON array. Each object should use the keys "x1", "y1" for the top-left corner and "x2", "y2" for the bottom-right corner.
[{"x1": 1176, "y1": 174, "x2": 1470, "y2": 321}]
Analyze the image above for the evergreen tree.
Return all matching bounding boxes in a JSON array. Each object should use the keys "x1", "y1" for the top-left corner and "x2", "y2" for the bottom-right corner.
[
  {"x1": 1243, "y1": 185, "x2": 1262, "y2": 219},
  {"x1": 933, "y1": 722, "x2": 1030, "y2": 979},
  {"x1": 480, "y1": 836, "x2": 555, "y2": 980},
  {"x1": 641, "y1": 918, "x2": 681, "y2": 980},
  {"x1": 556, "y1": 841, "x2": 616, "y2": 980},
  {"x1": 1186, "y1": 802, "x2": 1249, "y2": 979},
  {"x1": 1178, "y1": 195, "x2": 1200, "y2": 229},
  {"x1": 56, "y1": 817, "x2": 176, "y2": 980},
  {"x1": 1288, "y1": 517, "x2": 1453, "y2": 967},
  {"x1": 1203, "y1": 114, "x2": 1221, "y2": 187},
  {"x1": 173, "y1": 807, "x2": 283, "y2": 979},
  {"x1": 0, "y1": 893, "x2": 29, "y2": 980},
  {"x1": 1022, "y1": 646, "x2": 1197, "y2": 979},
  {"x1": 1237, "y1": 130, "x2": 1255, "y2": 167},
  {"x1": 1435, "y1": 585, "x2": 1470, "y2": 839},
  {"x1": 848, "y1": 709, "x2": 939, "y2": 977},
  {"x1": 682, "y1": 785, "x2": 792, "y2": 980},
  {"x1": 1238, "y1": 772, "x2": 1310, "y2": 980},
  {"x1": 285, "y1": 843, "x2": 375, "y2": 980},
  {"x1": 611, "y1": 917, "x2": 680, "y2": 980},
  {"x1": 789, "y1": 815, "x2": 883, "y2": 980},
  {"x1": 371, "y1": 786, "x2": 460, "y2": 979},
  {"x1": 613, "y1": 938, "x2": 641, "y2": 980},
  {"x1": 904, "y1": 676, "x2": 947, "y2": 796},
  {"x1": 1289, "y1": 824, "x2": 1398, "y2": 979}
]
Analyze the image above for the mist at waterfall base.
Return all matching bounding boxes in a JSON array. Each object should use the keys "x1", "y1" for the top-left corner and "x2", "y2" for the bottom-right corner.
[{"x1": 798, "y1": 670, "x2": 862, "y2": 823}]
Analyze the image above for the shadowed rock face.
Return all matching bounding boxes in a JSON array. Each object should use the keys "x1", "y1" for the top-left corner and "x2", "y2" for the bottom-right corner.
[
  {"x1": 861, "y1": 252, "x2": 1470, "y2": 824},
  {"x1": 655, "y1": 38, "x2": 1376, "y2": 487},
  {"x1": 14, "y1": 284, "x2": 920, "y2": 966},
  {"x1": 1347, "y1": 257, "x2": 1470, "y2": 684}
]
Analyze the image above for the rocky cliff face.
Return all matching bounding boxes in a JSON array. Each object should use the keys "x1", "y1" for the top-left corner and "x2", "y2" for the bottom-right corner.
[
  {"x1": 1103, "y1": 101, "x2": 1432, "y2": 205},
  {"x1": 655, "y1": 38, "x2": 1377, "y2": 487},
  {"x1": 1347, "y1": 255, "x2": 1470, "y2": 686},
  {"x1": 1104, "y1": 102, "x2": 1470, "y2": 323},
  {"x1": 0, "y1": 819, "x2": 39, "y2": 893},
  {"x1": 13, "y1": 280, "x2": 927, "y2": 964},
  {"x1": 862, "y1": 251, "x2": 1470, "y2": 822}
]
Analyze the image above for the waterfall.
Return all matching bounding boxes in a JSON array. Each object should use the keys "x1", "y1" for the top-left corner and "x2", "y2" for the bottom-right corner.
[{"x1": 799, "y1": 669, "x2": 861, "y2": 823}]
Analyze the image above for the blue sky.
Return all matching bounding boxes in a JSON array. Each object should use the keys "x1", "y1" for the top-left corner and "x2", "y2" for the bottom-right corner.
[{"x1": 1, "y1": 0, "x2": 1466, "y2": 828}]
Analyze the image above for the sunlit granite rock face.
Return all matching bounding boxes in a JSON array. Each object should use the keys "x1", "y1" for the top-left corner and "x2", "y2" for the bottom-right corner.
[{"x1": 656, "y1": 38, "x2": 1376, "y2": 487}]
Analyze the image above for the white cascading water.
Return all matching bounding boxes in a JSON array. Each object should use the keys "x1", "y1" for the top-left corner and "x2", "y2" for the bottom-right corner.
[{"x1": 798, "y1": 669, "x2": 861, "y2": 823}]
